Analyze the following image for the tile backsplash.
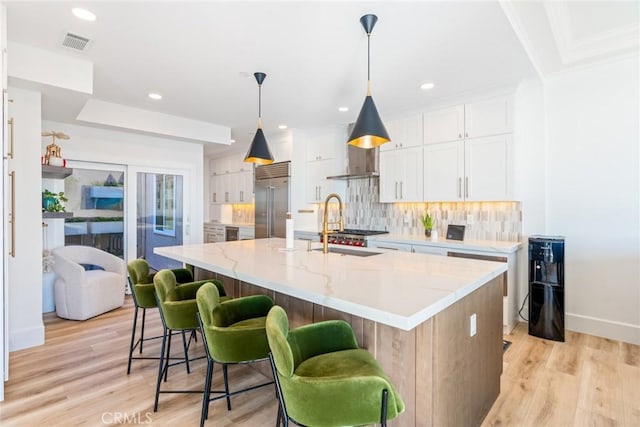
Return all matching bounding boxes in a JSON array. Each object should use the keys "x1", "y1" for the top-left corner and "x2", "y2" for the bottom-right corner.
[
  {"x1": 320, "y1": 178, "x2": 521, "y2": 242},
  {"x1": 231, "y1": 204, "x2": 255, "y2": 224}
]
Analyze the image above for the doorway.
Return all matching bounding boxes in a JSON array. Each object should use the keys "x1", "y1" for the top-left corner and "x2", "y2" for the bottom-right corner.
[{"x1": 135, "y1": 172, "x2": 184, "y2": 271}]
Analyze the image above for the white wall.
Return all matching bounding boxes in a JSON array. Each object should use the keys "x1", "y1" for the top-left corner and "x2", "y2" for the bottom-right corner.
[
  {"x1": 544, "y1": 56, "x2": 640, "y2": 344},
  {"x1": 513, "y1": 77, "x2": 547, "y2": 318}
]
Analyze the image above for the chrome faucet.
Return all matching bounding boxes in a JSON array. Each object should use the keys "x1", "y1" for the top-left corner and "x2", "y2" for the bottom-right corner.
[{"x1": 322, "y1": 193, "x2": 344, "y2": 254}]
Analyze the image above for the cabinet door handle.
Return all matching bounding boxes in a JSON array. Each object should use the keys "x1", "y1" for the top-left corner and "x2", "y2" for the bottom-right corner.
[
  {"x1": 465, "y1": 177, "x2": 469, "y2": 198},
  {"x1": 395, "y1": 182, "x2": 398, "y2": 199},
  {"x1": 399, "y1": 181, "x2": 403, "y2": 199},
  {"x1": 465, "y1": 132, "x2": 468, "y2": 138},
  {"x1": 8, "y1": 171, "x2": 15, "y2": 257},
  {"x1": 458, "y1": 177, "x2": 462, "y2": 198},
  {"x1": 6, "y1": 118, "x2": 14, "y2": 159},
  {"x1": 225, "y1": 191, "x2": 229, "y2": 202},
  {"x1": 377, "y1": 246, "x2": 398, "y2": 251},
  {"x1": 458, "y1": 133, "x2": 462, "y2": 139},
  {"x1": 213, "y1": 192, "x2": 217, "y2": 203},
  {"x1": 240, "y1": 190, "x2": 243, "y2": 202}
]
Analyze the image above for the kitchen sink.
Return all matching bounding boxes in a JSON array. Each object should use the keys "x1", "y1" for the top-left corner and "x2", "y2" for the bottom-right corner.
[{"x1": 312, "y1": 247, "x2": 381, "y2": 257}]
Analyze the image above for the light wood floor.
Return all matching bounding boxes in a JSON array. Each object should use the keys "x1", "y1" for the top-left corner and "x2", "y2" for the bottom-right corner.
[{"x1": 0, "y1": 296, "x2": 638, "y2": 426}]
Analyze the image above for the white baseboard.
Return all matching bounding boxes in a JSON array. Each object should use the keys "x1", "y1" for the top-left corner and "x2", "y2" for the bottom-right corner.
[
  {"x1": 9, "y1": 325, "x2": 45, "y2": 352},
  {"x1": 513, "y1": 312, "x2": 640, "y2": 345},
  {"x1": 566, "y1": 313, "x2": 639, "y2": 345}
]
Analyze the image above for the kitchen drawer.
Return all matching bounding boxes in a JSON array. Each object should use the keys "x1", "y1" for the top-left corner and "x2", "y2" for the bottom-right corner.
[{"x1": 367, "y1": 241, "x2": 412, "y2": 252}]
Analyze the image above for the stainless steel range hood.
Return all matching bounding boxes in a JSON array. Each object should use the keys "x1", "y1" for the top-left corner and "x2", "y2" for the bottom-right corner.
[{"x1": 327, "y1": 144, "x2": 379, "y2": 180}]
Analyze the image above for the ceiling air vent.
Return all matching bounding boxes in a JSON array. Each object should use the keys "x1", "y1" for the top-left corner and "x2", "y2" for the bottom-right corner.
[{"x1": 61, "y1": 32, "x2": 90, "y2": 51}]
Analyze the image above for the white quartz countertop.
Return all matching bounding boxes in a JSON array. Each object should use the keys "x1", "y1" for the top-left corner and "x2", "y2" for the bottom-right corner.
[
  {"x1": 155, "y1": 238, "x2": 507, "y2": 331},
  {"x1": 367, "y1": 233, "x2": 522, "y2": 254}
]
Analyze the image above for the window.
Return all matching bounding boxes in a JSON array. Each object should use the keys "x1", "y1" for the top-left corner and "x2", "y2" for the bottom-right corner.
[{"x1": 154, "y1": 174, "x2": 176, "y2": 236}]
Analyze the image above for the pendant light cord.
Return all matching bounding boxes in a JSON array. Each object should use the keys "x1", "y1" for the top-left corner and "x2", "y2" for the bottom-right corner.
[
  {"x1": 258, "y1": 83, "x2": 262, "y2": 119},
  {"x1": 367, "y1": 33, "x2": 371, "y2": 82}
]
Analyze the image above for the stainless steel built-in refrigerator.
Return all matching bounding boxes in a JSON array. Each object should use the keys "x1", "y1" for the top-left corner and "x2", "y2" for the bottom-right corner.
[{"x1": 254, "y1": 161, "x2": 291, "y2": 239}]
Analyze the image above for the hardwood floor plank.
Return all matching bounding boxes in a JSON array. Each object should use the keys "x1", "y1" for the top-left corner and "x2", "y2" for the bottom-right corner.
[
  {"x1": 574, "y1": 407, "x2": 620, "y2": 427},
  {"x1": 577, "y1": 348, "x2": 625, "y2": 424},
  {"x1": 522, "y1": 370, "x2": 579, "y2": 427},
  {"x1": 621, "y1": 342, "x2": 640, "y2": 367},
  {"x1": 620, "y1": 363, "x2": 640, "y2": 427}
]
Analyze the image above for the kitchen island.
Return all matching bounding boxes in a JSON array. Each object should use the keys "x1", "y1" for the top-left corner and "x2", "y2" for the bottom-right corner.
[{"x1": 156, "y1": 238, "x2": 507, "y2": 427}]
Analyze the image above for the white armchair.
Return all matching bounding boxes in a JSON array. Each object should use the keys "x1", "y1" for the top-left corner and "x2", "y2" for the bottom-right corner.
[{"x1": 52, "y1": 245, "x2": 126, "y2": 320}]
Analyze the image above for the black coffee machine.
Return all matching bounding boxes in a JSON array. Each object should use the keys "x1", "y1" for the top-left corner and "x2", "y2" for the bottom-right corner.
[{"x1": 528, "y1": 236, "x2": 565, "y2": 342}]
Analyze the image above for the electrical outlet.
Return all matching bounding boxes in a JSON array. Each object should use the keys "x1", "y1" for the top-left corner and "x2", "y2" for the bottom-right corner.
[
  {"x1": 467, "y1": 214, "x2": 474, "y2": 225},
  {"x1": 470, "y1": 313, "x2": 477, "y2": 337}
]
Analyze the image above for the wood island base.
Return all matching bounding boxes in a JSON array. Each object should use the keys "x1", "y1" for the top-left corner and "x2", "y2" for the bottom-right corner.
[{"x1": 195, "y1": 268, "x2": 504, "y2": 427}]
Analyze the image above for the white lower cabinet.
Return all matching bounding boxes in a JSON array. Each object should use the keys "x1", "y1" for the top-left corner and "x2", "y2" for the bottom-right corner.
[
  {"x1": 239, "y1": 226, "x2": 255, "y2": 240},
  {"x1": 204, "y1": 223, "x2": 225, "y2": 243},
  {"x1": 367, "y1": 241, "x2": 412, "y2": 252},
  {"x1": 411, "y1": 245, "x2": 447, "y2": 255},
  {"x1": 368, "y1": 241, "x2": 447, "y2": 255},
  {"x1": 379, "y1": 146, "x2": 423, "y2": 203},
  {"x1": 423, "y1": 134, "x2": 512, "y2": 202}
]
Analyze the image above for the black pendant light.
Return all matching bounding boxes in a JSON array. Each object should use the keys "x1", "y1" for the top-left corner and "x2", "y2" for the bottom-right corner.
[
  {"x1": 244, "y1": 72, "x2": 274, "y2": 164},
  {"x1": 348, "y1": 14, "x2": 390, "y2": 149}
]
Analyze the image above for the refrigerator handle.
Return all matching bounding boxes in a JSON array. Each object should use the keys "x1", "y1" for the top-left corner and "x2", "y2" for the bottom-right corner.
[
  {"x1": 269, "y1": 186, "x2": 275, "y2": 237},
  {"x1": 266, "y1": 186, "x2": 271, "y2": 237}
]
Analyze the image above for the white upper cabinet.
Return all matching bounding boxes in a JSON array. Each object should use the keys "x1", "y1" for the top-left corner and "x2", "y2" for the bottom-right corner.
[
  {"x1": 211, "y1": 152, "x2": 251, "y2": 176},
  {"x1": 379, "y1": 146, "x2": 423, "y2": 203},
  {"x1": 379, "y1": 114, "x2": 424, "y2": 202},
  {"x1": 303, "y1": 126, "x2": 346, "y2": 203},
  {"x1": 423, "y1": 106, "x2": 464, "y2": 144},
  {"x1": 424, "y1": 141, "x2": 464, "y2": 202},
  {"x1": 464, "y1": 134, "x2": 512, "y2": 201},
  {"x1": 306, "y1": 129, "x2": 341, "y2": 162},
  {"x1": 424, "y1": 95, "x2": 512, "y2": 144},
  {"x1": 270, "y1": 137, "x2": 292, "y2": 162},
  {"x1": 423, "y1": 134, "x2": 512, "y2": 202},
  {"x1": 464, "y1": 97, "x2": 512, "y2": 139},
  {"x1": 381, "y1": 114, "x2": 424, "y2": 152},
  {"x1": 209, "y1": 151, "x2": 254, "y2": 204}
]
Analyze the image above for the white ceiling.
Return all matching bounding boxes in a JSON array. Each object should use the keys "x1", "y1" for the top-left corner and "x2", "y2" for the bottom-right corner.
[{"x1": 5, "y1": 1, "x2": 637, "y2": 158}]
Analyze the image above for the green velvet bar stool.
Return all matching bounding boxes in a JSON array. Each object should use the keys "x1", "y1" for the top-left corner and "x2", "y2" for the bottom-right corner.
[
  {"x1": 152, "y1": 269, "x2": 228, "y2": 412},
  {"x1": 266, "y1": 305, "x2": 405, "y2": 427},
  {"x1": 126, "y1": 259, "x2": 196, "y2": 374},
  {"x1": 196, "y1": 282, "x2": 275, "y2": 427}
]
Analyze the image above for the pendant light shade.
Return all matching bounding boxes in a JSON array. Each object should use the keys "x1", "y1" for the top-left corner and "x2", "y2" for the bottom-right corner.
[
  {"x1": 244, "y1": 72, "x2": 274, "y2": 164},
  {"x1": 348, "y1": 14, "x2": 390, "y2": 149}
]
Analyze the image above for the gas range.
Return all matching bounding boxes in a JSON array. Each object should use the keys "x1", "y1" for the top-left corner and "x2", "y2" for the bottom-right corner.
[{"x1": 319, "y1": 229, "x2": 389, "y2": 247}]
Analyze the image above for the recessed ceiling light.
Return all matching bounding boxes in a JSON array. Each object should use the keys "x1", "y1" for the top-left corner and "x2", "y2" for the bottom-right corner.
[
  {"x1": 148, "y1": 93, "x2": 162, "y2": 100},
  {"x1": 420, "y1": 82, "x2": 435, "y2": 90},
  {"x1": 278, "y1": 125, "x2": 288, "y2": 130},
  {"x1": 338, "y1": 107, "x2": 349, "y2": 112},
  {"x1": 72, "y1": 8, "x2": 96, "y2": 22}
]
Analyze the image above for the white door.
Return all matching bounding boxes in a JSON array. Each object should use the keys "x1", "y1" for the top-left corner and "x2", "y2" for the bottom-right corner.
[
  {"x1": 424, "y1": 141, "x2": 464, "y2": 202},
  {"x1": 464, "y1": 134, "x2": 512, "y2": 201},
  {"x1": 126, "y1": 166, "x2": 191, "y2": 272}
]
